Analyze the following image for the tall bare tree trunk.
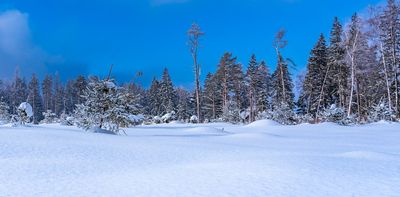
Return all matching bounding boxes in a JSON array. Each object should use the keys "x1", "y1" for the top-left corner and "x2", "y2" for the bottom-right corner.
[{"x1": 380, "y1": 43, "x2": 393, "y2": 112}]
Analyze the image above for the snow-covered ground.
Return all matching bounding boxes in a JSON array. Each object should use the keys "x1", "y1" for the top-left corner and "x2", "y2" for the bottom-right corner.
[{"x1": 0, "y1": 121, "x2": 399, "y2": 197}]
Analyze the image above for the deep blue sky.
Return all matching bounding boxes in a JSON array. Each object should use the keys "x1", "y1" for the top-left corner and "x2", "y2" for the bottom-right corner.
[{"x1": 0, "y1": 0, "x2": 382, "y2": 88}]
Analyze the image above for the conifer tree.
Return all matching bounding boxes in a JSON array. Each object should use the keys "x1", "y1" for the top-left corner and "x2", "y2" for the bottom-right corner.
[
  {"x1": 298, "y1": 34, "x2": 328, "y2": 120},
  {"x1": 245, "y1": 54, "x2": 258, "y2": 122},
  {"x1": 12, "y1": 71, "x2": 28, "y2": 114},
  {"x1": 203, "y1": 73, "x2": 221, "y2": 121},
  {"x1": 0, "y1": 97, "x2": 10, "y2": 123},
  {"x1": 42, "y1": 75, "x2": 53, "y2": 111},
  {"x1": 148, "y1": 78, "x2": 162, "y2": 116},
  {"x1": 255, "y1": 60, "x2": 271, "y2": 115},
  {"x1": 328, "y1": 17, "x2": 348, "y2": 109},
  {"x1": 27, "y1": 74, "x2": 44, "y2": 124},
  {"x1": 159, "y1": 68, "x2": 177, "y2": 115},
  {"x1": 53, "y1": 73, "x2": 65, "y2": 115},
  {"x1": 75, "y1": 78, "x2": 139, "y2": 134}
]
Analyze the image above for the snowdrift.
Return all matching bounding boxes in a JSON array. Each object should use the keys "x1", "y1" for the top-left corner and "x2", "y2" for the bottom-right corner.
[{"x1": 244, "y1": 119, "x2": 281, "y2": 128}]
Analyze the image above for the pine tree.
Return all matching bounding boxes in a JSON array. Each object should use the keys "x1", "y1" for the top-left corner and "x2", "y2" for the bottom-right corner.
[
  {"x1": 12, "y1": 71, "x2": 28, "y2": 114},
  {"x1": 53, "y1": 73, "x2": 65, "y2": 115},
  {"x1": 255, "y1": 61, "x2": 272, "y2": 115},
  {"x1": 215, "y1": 52, "x2": 236, "y2": 113},
  {"x1": 176, "y1": 88, "x2": 192, "y2": 121},
  {"x1": 74, "y1": 78, "x2": 139, "y2": 134},
  {"x1": 148, "y1": 78, "x2": 162, "y2": 116},
  {"x1": 245, "y1": 54, "x2": 258, "y2": 122},
  {"x1": 159, "y1": 68, "x2": 177, "y2": 115},
  {"x1": 0, "y1": 97, "x2": 10, "y2": 123},
  {"x1": 42, "y1": 75, "x2": 53, "y2": 111},
  {"x1": 74, "y1": 75, "x2": 87, "y2": 105},
  {"x1": 298, "y1": 34, "x2": 328, "y2": 120},
  {"x1": 328, "y1": 17, "x2": 348, "y2": 110},
  {"x1": 228, "y1": 61, "x2": 245, "y2": 122},
  {"x1": 27, "y1": 74, "x2": 44, "y2": 124},
  {"x1": 64, "y1": 80, "x2": 75, "y2": 114},
  {"x1": 203, "y1": 73, "x2": 221, "y2": 121}
]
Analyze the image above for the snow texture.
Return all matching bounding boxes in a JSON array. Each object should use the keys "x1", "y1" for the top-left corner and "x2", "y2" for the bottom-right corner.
[
  {"x1": 18, "y1": 102, "x2": 33, "y2": 117},
  {"x1": 0, "y1": 121, "x2": 399, "y2": 196}
]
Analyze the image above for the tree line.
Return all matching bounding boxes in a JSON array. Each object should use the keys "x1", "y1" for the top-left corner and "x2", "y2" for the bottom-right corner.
[{"x1": 0, "y1": 0, "x2": 399, "y2": 126}]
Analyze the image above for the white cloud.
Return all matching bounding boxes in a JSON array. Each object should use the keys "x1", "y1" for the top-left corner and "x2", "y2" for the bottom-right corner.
[{"x1": 0, "y1": 10, "x2": 51, "y2": 79}]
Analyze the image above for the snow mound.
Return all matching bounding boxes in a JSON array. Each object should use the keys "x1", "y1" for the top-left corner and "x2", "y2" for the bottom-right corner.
[
  {"x1": 185, "y1": 127, "x2": 226, "y2": 134},
  {"x1": 245, "y1": 119, "x2": 280, "y2": 128},
  {"x1": 18, "y1": 102, "x2": 33, "y2": 117}
]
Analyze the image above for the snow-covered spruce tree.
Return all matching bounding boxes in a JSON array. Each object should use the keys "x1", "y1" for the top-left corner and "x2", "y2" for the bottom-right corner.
[
  {"x1": 74, "y1": 78, "x2": 139, "y2": 134},
  {"x1": 0, "y1": 98, "x2": 10, "y2": 124},
  {"x1": 245, "y1": 54, "x2": 258, "y2": 123},
  {"x1": 255, "y1": 60, "x2": 272, "y2": 116},
  {"x1": 41, "y1": 110, "x2": 58, "y2": 124},
  {"x1": 159, "y1": 68, "x2": 177, "y2": 116},
  {"x1": 27, "y1": 74, "x2": 44, "y2": 124},
  {"x1": 11, "y1": 71, "x2": 28, "y2": 115},
  {"x1": 203, "y1": 73, "x2": 221, "y2": 121},
  {"x1": 228, "y1": 61, "x2": 246, "y2": 123},
  {"x1": 53, "y1": 73, "x2": 65, "y2": 116},
  {"x1": 148, "y1": 78, "x2": 162, "y2": 116},
  {"x1": 222, "y1": 98, "x2": 240, "y2": 123},
  {"x1": 176, "y1": 88, "x2": 192, "y2": 121},
  {"x1": 214, "y1": 52, "x2": 237, "y2": 119},
  {"x1": 328, "y1": 17, "x2": 348, "y2": 110},
  {"x1": 298, "y1": 34, "x2": 329, "y2": 122},
  {"x1": 42, "y1": 75, "x2": 53, "y2": 111}
]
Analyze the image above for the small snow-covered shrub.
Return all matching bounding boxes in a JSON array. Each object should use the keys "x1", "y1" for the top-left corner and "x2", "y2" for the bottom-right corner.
[
  {"x1": 152, "y1": 116, "x2": 162, "y2": 124},
  {"x1": 272, "y1": 102, "x2": 297, "y2": 125},
  {"x1": 0, "y1": 99, "x2": 10, "y2": 124},
  {"x1": 256, "y1": 110, "x2": 273, "y2": 121},
  {"x1": 129, "y1": 114, "x2": 145, "y2": 126},
  {"x1": 60, "y1": 112, "x2": 74, "y2": 126},
  {"x1": 190, "y1": 115, "x2": 198, "y2": 123},
  {"x1": 41, "y1": 110, "x2": 58, "y2": 124},
  {"x1": 322, "y1": 104, "x2": 346, "y2": 123},
  {"x1": 161, "y1": 111, "x2": 176, "y2": 123},
  {"x1": 12, "y1": 102, "x2": 33, "y2": 126},
  {"x1": 368, "y1": 101, "x2": 395, "y2": 122},
  {"x1": 339, "y1": 115, "x2": 358, "y2": 126},
  {"x1": 240, "y1": 110, "x2": 250, "y2": 123}
]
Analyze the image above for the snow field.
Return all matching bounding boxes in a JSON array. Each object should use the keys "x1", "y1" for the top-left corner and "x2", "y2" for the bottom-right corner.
[{"x1": 0, "y1": 121, "x2": 399, "y2": 196}]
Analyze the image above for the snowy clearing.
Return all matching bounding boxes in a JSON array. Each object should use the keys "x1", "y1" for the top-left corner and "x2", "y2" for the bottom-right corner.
[{"x1": 0, "y1": 121, "x2": 400, "y2": 197}]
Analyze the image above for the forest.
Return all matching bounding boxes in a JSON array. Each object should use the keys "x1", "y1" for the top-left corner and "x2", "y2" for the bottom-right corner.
[{"x1": 1, "y1": 0, "x2": 400, "y2": 130}]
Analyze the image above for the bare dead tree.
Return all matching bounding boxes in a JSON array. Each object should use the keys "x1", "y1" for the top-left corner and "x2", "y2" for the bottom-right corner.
[
  {"x1": 273, "y1": 29, "x2": 288, "y2": 102},
  {"x1": 188, "y1": 23, "x2": 205, "y2": 122}
]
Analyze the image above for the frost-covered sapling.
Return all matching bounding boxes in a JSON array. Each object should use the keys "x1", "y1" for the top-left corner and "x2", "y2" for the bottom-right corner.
[{"x1": 74, "y1": 78, "x2": 140, "y2": 134}]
